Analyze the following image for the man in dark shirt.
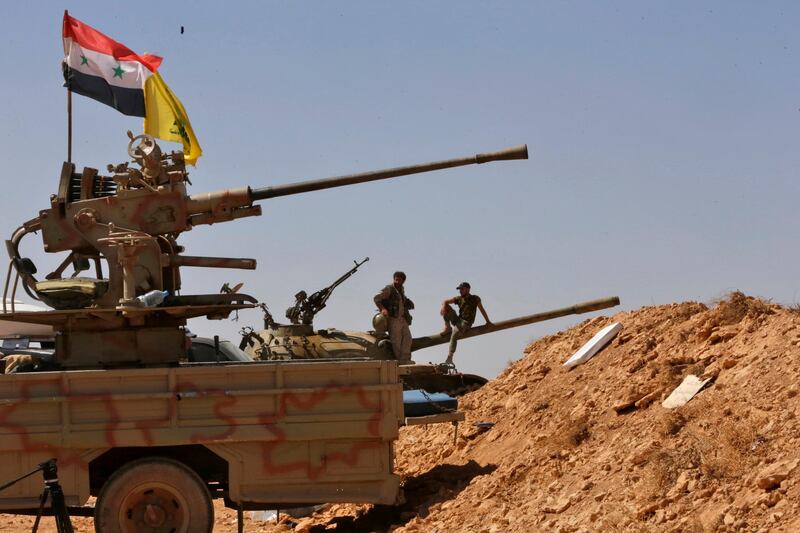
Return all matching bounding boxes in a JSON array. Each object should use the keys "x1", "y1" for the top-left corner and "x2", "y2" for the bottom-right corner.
[
  {"x1": 440, "y1": 282, "x2": 491, "y2": 365},
  {"x1": 374, "y1": 271, "x2": 414, "y2": 362}
]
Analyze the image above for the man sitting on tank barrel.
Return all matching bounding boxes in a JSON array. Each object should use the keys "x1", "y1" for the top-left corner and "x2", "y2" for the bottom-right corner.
[
  {"x1": 440, "y1": 282, "x2": 492, "y2": 365},
  {"x1": 374, "y1": 271, "x2": 414, "y2": 363}
]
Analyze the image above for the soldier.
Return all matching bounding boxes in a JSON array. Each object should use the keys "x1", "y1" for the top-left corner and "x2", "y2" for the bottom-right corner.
[
  {"x1": 440, "y1": 282, "x2": 492, "y2": 365},
  {"x1": 374, "y1": 271, "x2": 414, "y2": 362}
]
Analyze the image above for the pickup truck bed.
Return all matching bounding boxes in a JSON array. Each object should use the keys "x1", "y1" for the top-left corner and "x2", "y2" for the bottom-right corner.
[{"x1": 0, "y1": 359, "x2": 403, "y2": 513}]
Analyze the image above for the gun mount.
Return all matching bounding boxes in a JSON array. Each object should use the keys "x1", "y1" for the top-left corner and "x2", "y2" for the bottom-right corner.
[{"x1": 0, "y1": 135, "x2": 528, "y2": 368}]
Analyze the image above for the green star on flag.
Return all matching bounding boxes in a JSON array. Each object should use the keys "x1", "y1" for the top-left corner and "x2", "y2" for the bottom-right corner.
[
  {"x1": 80, "y1": 54, "x2": 88, "y2": 65},
  {"x1": 112, "y1": 65, "x2": 124, "y2": 78}
]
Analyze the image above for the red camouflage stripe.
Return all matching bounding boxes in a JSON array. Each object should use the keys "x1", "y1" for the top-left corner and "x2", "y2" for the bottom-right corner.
[{"x1": 62, "y1": 11, "x2": 163, "y2": 72}]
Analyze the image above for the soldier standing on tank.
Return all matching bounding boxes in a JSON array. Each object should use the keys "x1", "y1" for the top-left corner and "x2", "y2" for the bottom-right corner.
[
  {"x1": 374, "y1": 271, "x2": 414, "y2": 362},
  {"x1": 440, "y1": 282, "x2": 492, "y2": 365}
]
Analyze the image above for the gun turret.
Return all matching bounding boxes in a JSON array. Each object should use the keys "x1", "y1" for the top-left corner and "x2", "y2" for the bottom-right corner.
[
  {"x1": 7, "y1": 136, "x2": 527, "y2": 312},
  {"x1": 240, "y1": 295, "x2": 622, "y2": 395}
]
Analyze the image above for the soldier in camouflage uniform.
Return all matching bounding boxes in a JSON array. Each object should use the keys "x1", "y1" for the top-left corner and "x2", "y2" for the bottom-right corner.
[
  {"x1": 440, "y1": 282, "x2": 492, "y2": 365},
  {"x1": 374, "y1": 271, "x2": 414, "y2": 362}
]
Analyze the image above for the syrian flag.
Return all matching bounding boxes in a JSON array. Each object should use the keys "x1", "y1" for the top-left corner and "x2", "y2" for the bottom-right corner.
[
  {"x1": 62, "y1": 11, "x2": 162, "y2": 117},
  {"x1": 61, "y1": 12, "x2": 202, "y2": 164}
]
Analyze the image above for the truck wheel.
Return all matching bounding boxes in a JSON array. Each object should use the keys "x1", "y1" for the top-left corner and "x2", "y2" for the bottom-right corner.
[{"x1": 94, "y1": 457, "x2": 213, "y2": 533}]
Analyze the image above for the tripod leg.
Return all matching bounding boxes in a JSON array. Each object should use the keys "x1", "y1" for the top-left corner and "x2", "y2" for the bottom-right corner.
[
  {"x1": 46, "y1": 477, "x2": 73, "y2": 533},
  {"x1": 38, "y1": 459, "x2": 74, "y2": 533},
  {"x1": 50, "y1": 486, "x2": 74, "y2": 533},
  {"x1": 31, "y1": 488, "x2": 49, "y2": 533}
]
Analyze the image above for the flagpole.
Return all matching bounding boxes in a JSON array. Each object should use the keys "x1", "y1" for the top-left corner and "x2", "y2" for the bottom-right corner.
[
  {"x1": 67, "y1": 89, "x2": 72, "y2": 163},
  {"x1": 64, "y1": 10, "x2": 72, "y2": 164}
]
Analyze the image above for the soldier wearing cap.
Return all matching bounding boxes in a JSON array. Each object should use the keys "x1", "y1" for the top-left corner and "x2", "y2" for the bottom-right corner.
[
  {"x1": 440, "y1": 282, "x2": 492, "y2": 365},
  {"x1": 374, "y1": 271, "x2": 414, "y2": 362}
]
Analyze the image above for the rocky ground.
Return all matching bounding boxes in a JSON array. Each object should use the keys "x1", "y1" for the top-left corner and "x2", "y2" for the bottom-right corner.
[{"x1": 5, "y1": 292, "x2": 800, "y2": 532}]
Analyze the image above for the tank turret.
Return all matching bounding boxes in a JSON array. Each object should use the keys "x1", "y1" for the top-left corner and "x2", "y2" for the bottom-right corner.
[
  {"x1": 245, "y1": 296, "x2": 620, "y2": 360},
  {"x1": 241, "y1": 290, "x2": 621, "y2": 395},
  {"x1": 0, "y1": 135, "x2": 528, "y2": 368}
]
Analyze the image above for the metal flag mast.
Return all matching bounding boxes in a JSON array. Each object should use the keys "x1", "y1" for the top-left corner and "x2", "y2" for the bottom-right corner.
[
  {"x1": 63, "y1": 10, "x2": 72, "y2": 164},
  {"x1": 67, "y1": 89, "x2": 72, "y2": 163}
]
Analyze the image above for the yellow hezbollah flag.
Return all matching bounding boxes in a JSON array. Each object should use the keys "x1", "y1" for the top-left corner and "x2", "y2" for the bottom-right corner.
[{"x1": 143, "y1": 72, "x2": 202, "y2": 165}]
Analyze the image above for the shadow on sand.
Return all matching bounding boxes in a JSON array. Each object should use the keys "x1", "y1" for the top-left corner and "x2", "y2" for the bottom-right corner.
[{"x1": 310, "y1": 460, "x2": 496, "y2": 532}]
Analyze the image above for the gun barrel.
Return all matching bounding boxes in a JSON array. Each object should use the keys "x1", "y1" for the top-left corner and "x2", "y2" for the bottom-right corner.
[
  {"x1": 410, "y1": 296, "x2": 621, "y2": 352},
  {"x1": 168, "y1": 255, "x2": 257, "y2": 270},
  {"x1": 250, "y1": 144, "x2": 528, "y2": 201}
]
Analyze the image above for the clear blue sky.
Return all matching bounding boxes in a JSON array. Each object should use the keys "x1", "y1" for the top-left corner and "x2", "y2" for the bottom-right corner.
[{"x1": 1, "y1": 2, "x2": 798, "y2": 378}]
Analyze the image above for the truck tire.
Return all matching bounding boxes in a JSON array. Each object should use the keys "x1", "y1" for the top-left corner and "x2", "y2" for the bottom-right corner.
[{"x1": 94, "y1": 457, "x2": 213, "y2": 533}]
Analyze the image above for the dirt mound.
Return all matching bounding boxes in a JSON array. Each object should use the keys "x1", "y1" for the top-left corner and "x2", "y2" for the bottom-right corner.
[
  {"x1": 7, "y1": 293, "x2": 798, "y2": 532},
  {"x1": 275, "y1": 292, "x2": 800, "y2": 532}
]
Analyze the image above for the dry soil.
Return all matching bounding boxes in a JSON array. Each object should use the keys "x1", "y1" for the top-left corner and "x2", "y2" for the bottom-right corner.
[{"x1": 5, "y1": 292, "x2": 800, "y2": 532}]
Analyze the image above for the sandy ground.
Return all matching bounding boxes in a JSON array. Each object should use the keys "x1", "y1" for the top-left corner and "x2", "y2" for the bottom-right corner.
[
  {"x1": 4, "y1": 292, "x2": 800, "y2": 532},
  {"x1": 2, "y1": 499, "x2": 271, "y2": 532}
]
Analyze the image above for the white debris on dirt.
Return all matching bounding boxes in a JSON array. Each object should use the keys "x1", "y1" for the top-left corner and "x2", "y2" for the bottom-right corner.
[
  {"x1": 661, "y1": 374, "x2": 713, "y2": 409},
  {"x1": 563, "y1": 321, "x2": 622, "y2": 369}
]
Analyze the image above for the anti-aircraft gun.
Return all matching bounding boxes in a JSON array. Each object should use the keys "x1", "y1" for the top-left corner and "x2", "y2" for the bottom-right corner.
[{"x1": 0, "y1": 134, "x2": 528, "y2": 368}]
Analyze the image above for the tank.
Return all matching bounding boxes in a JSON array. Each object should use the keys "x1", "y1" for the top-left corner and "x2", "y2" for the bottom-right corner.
[
  {"x1": 0, "y1": 133, "x2": 528, "y2": 369},
  {"x1": 239, "y1": 261, "x2": 621, "y2": 395}
]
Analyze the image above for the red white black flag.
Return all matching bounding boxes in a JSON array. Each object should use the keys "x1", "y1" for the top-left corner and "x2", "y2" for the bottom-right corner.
[{"x1": 62, "y1": 11, "x2": 162, "y2": 117}]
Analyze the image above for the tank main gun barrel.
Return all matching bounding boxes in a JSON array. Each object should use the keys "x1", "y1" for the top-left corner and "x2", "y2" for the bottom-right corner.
[
  {"x1": 410, "y1": 296, "x2": 621, "y2": 352},
  {"x1": 249, "y1": 144, "x2": 528, "y2": 201}
]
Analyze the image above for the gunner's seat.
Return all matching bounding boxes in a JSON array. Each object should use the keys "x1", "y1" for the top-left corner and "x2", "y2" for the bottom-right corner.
[
  {"x1": 11, "y1": 256, "x2": 108, "y2": 311},
  {"x1": 34, "y1": 278, "x2": 109, "y2": 310}
]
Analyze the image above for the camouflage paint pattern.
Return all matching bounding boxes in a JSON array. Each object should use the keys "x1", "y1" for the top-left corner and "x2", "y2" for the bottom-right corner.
[{"x1": 0, "y1": 360, "x2": 402, "y2": 508}]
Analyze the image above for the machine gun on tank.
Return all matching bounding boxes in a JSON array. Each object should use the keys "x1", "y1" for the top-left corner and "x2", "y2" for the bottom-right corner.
[
  {"x1": 286, "y1": 257, "x2": 369, "y2": 326},
  {"x1": 0, "y1": 133, "x2": 528, "y2": 368}
]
